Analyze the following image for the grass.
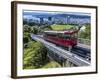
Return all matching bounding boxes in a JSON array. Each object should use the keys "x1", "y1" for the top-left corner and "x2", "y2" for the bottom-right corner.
[{"x1": 51, "y1": 24, "x2": 75, "y2": 30}]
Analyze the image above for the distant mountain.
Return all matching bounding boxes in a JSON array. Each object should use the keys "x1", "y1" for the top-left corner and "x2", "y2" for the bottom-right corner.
[
  {"x1": 23, "y1": 11, "x2": 90, "y2": 18},
  {"x1": 23, "y1": 11, "x2": 91, "y2": 25}
]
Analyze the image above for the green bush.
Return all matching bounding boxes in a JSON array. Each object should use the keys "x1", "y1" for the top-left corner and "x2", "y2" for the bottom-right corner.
[
  {"x1": 23, "y1": 41, "x2": 47, "y2": 69},
  {"x1": 23, "y1": 36, "x2": 29, "y2": 44}
]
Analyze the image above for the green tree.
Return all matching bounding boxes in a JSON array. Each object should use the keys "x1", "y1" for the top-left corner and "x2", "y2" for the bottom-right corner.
[
  {"x1": 78, "y1": 24, "x2": 91, "y2": 39},
  {"x1": 23, "y1": 36, "x2": 29, "y2": 44}
]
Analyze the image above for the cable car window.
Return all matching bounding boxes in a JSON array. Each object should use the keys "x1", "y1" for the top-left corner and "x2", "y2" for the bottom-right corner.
[
  {"x1": 46, "y1": 33, "x2": 57, "y2": 37},
  {"x1": 58, "y1": 33, "x2": 62, "y2": 38},
  {"x1": 71, "y1": 33, "x2": 78, "y2": 39},
  {"x1": 63, "y1": 34, "x2": 71, "y2": 39}
]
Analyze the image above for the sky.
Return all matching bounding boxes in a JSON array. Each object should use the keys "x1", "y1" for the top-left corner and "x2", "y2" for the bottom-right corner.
[{"x1": 23, "y1": 10, "x2": 91, "y2": 19}]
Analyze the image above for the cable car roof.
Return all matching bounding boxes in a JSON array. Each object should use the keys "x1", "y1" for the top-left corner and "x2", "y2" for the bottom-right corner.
[{"x1": 44, "y1": 30, "x2": 78, "y2": 34}]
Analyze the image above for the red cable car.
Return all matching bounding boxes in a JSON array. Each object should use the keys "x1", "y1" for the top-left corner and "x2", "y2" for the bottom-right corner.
[{"x1": 43, "y1": 28, "x2": 80, "y2": 51}]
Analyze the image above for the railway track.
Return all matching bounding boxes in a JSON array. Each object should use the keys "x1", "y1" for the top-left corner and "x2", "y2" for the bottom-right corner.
[
  {"x1": 71, "y1": 46, "x2": 90, "y2": 61},
  {"x1": 36, "y1": 34, "x2": 91, "y2": 61},
  {"x1": 30, "y1": 33, "x2": 91, "y2": 66}
]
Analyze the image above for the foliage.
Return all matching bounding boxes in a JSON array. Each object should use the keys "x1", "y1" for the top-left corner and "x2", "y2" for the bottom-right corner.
[
  {"x1": 23, "y1": 31, "x2": 30, "y2": 44},
  {"x1": 23, "y1": 36, "x2": 29, "y2": 44},
  {"x1": 32, "y1": 27, "x2": 38, "y2": 34},
  {"x1": 23, "y1": 41, "x2": 47, "y2": 69},
  {"x1": 23, "y1": 19, "x2": 28, "y2": 25},
  {"x1": 23, "y1": 25, "x2": 31, "y2": 32},
  {"x1": 42, "y1": 61, "x2": 61, "y2": 68},
  {"x1": 28, "y1": 22, "x2": 36, "y2": 26},
  {"x1": 78, "y1": 24, "x2": 91, "y2": 39},
  {"x1": 42, "y1": 25, "x2": 52, "y2": 31}
]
